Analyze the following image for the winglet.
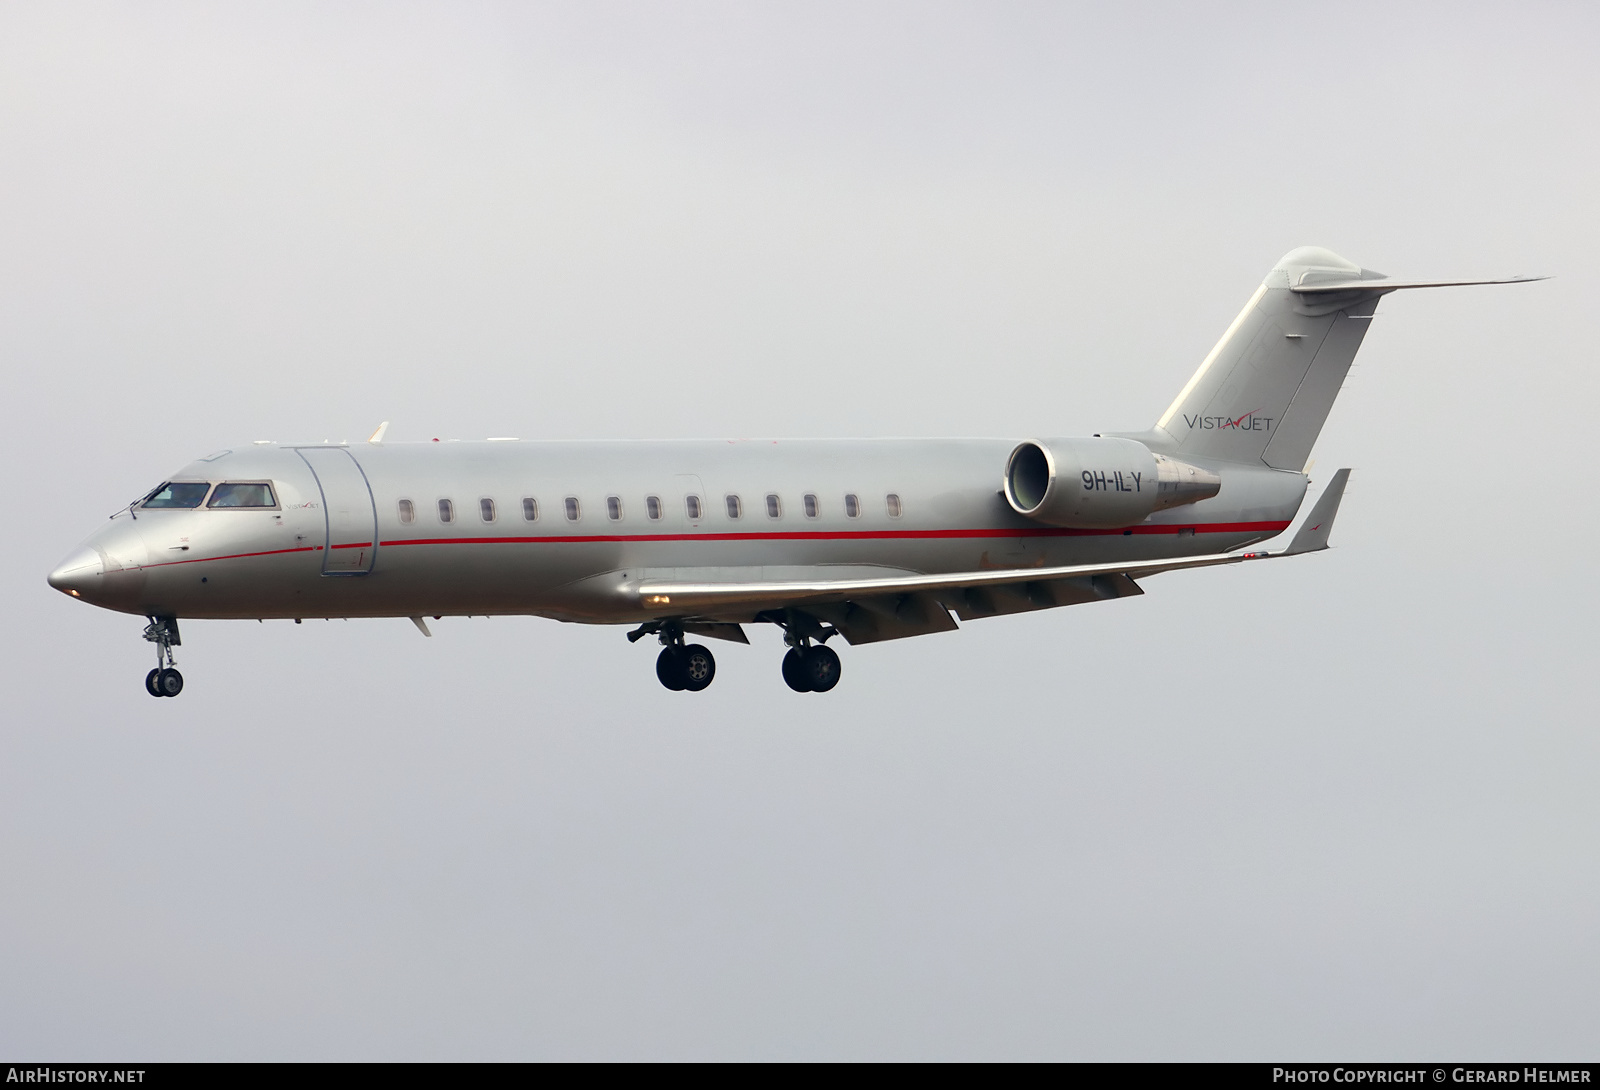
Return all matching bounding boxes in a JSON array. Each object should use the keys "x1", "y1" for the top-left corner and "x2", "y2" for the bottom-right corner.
[
  {"x1": 409, "y1": 615, "x2": 432, "y2": 637},
  {"x1": 368, "y1": 421, "x2": 390, "y2": 444},
  {"x1": 1284, "y1": 469, "x2": 1351, "y2": 555}
]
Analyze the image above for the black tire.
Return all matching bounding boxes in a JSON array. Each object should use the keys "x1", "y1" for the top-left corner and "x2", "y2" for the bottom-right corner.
[
  {"x1": 656, "y1": 646, "x2": 688, "y2": 691},
  {"x1": 145, "y1": 669, "x2": 163, "y2": 697},
  {"x1": 781, "y1": 648, "x2": 812, "y2": 692},
  {"x1": 802, "y1": 645, "x2": 841, "y2": 692},
  {"x1": 680, "y1": 644, "x2": 716, "y2": 692},
  {"x1": 155, "y1": 668, "x2": 184, "y2": 697}
]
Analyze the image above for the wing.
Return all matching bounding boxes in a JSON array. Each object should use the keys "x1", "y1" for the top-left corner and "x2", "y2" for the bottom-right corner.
[
  {"x1": 638, "y1": 549, "x2": 1249, "y2": 613},
  {"x1": 639, "y1": 553, "x2": 1237, "y2": 645},
  {"x1": 633, "y1": 471, "x2": 1351, "y2": 645}
]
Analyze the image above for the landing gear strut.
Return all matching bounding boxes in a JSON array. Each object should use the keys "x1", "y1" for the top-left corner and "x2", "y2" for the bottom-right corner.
[
  {"x1": 142, "y1": 616, "x2": 183, "y2": 698},
  {"x1": 631, "y1": 622, "x2": 716, "y2": 692}
]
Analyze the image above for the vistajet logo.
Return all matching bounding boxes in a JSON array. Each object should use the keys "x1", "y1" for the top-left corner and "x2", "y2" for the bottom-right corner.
[{"x1": 1184, "y1": 409, "x2": 1274, "y2": 432}]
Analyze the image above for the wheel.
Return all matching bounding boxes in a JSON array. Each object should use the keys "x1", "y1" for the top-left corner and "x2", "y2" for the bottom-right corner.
[
  {"x1": 781, "y1": 648, "x2": 812, "y2": 692},
  {"x1": 155, "y1": 668, "x2": 184, "y2": 697},
  {"x1": 656, "y1": 646, "x2": 688, "y2": 691},
  {"x1": 145, "y1": 669, "x2": 163, "y2": 697},
  {"x1": 679, "y1": 644, "x2": 716, "y2": 691},
  {"x1": 802, "y1": 645, "x2": 841, "y2": 693}
]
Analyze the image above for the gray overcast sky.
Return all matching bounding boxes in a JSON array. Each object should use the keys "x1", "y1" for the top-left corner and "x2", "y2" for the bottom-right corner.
[{"x1": 2, "y1": 1, "x2": 1596, "y2": 1060}]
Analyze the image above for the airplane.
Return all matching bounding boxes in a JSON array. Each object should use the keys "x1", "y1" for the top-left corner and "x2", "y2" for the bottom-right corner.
[{"x1": 47, "y1": 247, "x2": 1539, "y2": 697}]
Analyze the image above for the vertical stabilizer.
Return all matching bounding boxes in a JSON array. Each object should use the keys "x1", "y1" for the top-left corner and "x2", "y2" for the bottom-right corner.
[
  {"x1": 1146, "y1": 249, "x2": 1541, "y2": 469},
  {"x1": 1153, "y1": 247, "x2": 1380, "y2": 469}
]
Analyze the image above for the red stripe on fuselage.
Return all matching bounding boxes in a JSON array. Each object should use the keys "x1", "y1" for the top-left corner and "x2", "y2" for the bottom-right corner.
[
  {"x1": 143, "y1": 545, "x2": 320, "y2": 569},
  {"x1": 376, "y1": 521, "x2": 1290, "y2": 547},
  {"x1": 138, "y1": 522, "x2": 1291, "y2": 569}
]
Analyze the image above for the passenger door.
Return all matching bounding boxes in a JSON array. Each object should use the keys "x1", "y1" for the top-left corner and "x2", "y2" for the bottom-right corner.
[{"x1": 296, "y1": 447, "x2": 378, "y2": 575}]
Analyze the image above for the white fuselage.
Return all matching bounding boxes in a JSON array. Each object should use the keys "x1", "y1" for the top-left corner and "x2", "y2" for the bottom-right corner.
[{"x1": 52, "y1": 438, "x2": 1308, "y2": 625}]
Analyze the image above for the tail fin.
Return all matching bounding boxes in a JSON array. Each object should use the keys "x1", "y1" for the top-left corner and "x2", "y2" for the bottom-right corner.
[{"x1": 1149, "y1": 247, "x2": 1541, "y2": 469}]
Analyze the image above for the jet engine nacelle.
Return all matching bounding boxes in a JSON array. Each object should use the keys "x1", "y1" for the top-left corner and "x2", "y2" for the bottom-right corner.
[{"x1": 1003, "y1": 437, "x2": 1221, "y2": 529}]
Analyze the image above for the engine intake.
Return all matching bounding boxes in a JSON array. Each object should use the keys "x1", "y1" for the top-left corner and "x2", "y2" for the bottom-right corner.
[{"x1": 1003, "y1": 438, "x2": 1220, "y2": 529}]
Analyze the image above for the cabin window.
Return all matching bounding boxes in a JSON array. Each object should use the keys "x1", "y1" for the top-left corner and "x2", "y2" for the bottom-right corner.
[
  {"x1": 522, "y1": 497, "x2": 539, "y2": 521},
  {"x1": 142, "y1": 482, "x2": 210, "y2": 509},
  {"x1": 844, "y1": 493, "x2": 860, "y2": 518},
  {"x1": 438, "y1": 499, "x2": 454, "y2": 523},
  {"x1": 565, "y1": 496, "x2": 581, "y2": 521},
  {"x1": 398, "y1": 499, "x2": 415, "y2": 524},
  {"x1": 480, "y1": 498, "x2": 496, "y2": 523},
  {"x1": 607, "y1": 496, "x2": 623, "y2": 521},
  {"x1": 646, "y1": 495, "x2": 662, "y2": 520},
  {"x1": 207, "y1": 482, "x2": 276, "y2": 508},
  {"x1": 685, "y1": 495, "x2": 703, "y2": 520},
  {"x1": 803, "y1": 493, "x2": 819, "y2": 519},
  {"x1": 886, "y1": 493, "x2": 902, "y2": 518},
  {"x1": 726, "y1": 494, "x2": 742, "y2": 519},
  {"x1": 765, "y1": 493, "x2": 781, "y2": 518}
]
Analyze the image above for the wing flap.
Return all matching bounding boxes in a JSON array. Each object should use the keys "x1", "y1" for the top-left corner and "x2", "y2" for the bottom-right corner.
[{"x1": 810, "y1": 592, "x2": 962, "y2": 644}]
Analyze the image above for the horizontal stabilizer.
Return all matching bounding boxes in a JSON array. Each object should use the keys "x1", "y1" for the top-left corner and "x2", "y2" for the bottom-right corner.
[
  {"x1": 1291, "y1": 275, "x2": 1545, "y2": 294},
  {"x1": 1284, "y1": 469, "x2": 1350, "y2": 555}
]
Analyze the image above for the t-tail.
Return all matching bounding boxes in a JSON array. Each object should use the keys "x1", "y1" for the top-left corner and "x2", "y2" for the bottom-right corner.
[{"x1": 1141, "y1": 246, "x2": 1541, "y2": 470}]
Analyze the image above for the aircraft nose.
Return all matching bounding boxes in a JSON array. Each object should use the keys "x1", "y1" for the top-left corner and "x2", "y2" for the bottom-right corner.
[{"x1": 48, "y1": 545, "x2": 102, "y2": 598}]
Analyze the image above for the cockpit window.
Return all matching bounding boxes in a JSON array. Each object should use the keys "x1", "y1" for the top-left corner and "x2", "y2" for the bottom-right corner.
[
  {"x1": 208, "y1": 482, "x2": 277, "y2": 508},
  {"x1": 142, "y1": 482, "x2": 211, "y2": 509}
]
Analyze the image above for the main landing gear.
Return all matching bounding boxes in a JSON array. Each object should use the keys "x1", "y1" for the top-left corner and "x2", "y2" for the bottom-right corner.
[
  {"x1": 628, "y1": 616, "x2": 844, "y2": 693},
  {"x1": 142, "y1": 616, "x2": 184, "y2": 698},
  {"x1": 764, "y1": 610, "x2": 843, "y2": 692},
  {"x1": 781, "y1": 641, "x2": 841, "y2": 693},
  {"x1": 629, "y1": 622, "x2": 717, "y2": 692}
]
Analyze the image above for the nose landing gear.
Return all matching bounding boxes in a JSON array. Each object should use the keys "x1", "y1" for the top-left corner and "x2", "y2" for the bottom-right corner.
[{"x1": 142, "y1": 616, "x2": 184, "y2": 698}]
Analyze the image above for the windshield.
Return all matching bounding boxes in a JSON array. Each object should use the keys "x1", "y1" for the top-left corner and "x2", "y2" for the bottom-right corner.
[
  {"x1": 142, "y1": 482, "x2": 211, "y2": 509},
  {"x1": 208, "y1": 482, "x2": 276, "y2": 508}
]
